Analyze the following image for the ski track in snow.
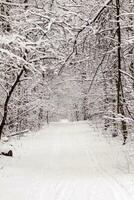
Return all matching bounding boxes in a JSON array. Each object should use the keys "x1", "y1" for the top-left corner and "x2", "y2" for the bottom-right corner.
[{"x1": 0, "y1": 121, "x2": 134, "y2": 200}]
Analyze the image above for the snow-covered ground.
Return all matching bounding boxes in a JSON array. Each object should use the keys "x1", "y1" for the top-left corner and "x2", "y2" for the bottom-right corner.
[{"x1": 0, "y1": 121, "x2": 134, "y2": 200}]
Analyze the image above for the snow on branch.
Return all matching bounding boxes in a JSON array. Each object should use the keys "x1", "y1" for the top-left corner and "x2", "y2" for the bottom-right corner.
[
  {"x1": 120, "y1": 70, "x2": 134, "y2": 81},
  {"x1": 0, "y1": 48, "x2": 36, "y2": 73},
  {"x1": 58, "y1": 0, "x2": 112, "y2": 75},
  {"x1": 0, "y1": 82, "x2": 8, "y2": 94},
  {"x1": 0, "y1": 1, "x2": 32, "y2": 7},
  {"x1": 75, "y1": 0, "x2": 113, "y2": 35},
  {"x1": 91, "y1": 0, "x2": 112, "y2": 24},
  {"x1": 28, "y1": 11, "x2": 50, "y2": 21}
]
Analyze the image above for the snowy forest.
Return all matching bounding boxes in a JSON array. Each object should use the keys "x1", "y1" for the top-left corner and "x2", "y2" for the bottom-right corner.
[
  {"x1": 0, "y1": 0, "x2": 134, "y2": 199},
  {"x1": 0, "y1": 0, "x2": 134, "y2": 143},
  {"x1": 0, "y1": 0, "x2": 134, "y2": 144}
]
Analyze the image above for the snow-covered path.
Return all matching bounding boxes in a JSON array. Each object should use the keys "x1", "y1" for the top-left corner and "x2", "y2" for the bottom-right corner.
[{"x1": 0, "y1": 121, "x2": 134, "y2": 200}]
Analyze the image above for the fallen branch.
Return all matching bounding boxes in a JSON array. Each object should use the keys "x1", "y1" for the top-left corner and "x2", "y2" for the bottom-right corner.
[{"x1": 7, "y1": 129, "x2": 29, "y2": 138}]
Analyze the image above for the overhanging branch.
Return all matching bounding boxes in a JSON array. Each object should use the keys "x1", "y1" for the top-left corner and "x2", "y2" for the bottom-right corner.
[{"x1": 58, "y1": 0, "x2": 112, "y2": 75}]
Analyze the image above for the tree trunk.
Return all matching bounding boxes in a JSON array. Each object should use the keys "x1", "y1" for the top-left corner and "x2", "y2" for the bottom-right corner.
[
  {"x1": 0, "y1": 68, "x2": 24, "y2": 139},
  {"x1": 116, "y1": 0, "x2": 128, "y2": 144},
  {"x1": 74, "y1": 104, "x2": 79, "y2": 121},
  {"x1": 46, "y1": 111, "x2": 49, "y2": 124}
]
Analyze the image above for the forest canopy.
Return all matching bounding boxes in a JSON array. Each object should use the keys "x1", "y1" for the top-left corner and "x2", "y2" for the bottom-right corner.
[{"x1": 0, "y1": 0, "x2": 134, "y2": 144}]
